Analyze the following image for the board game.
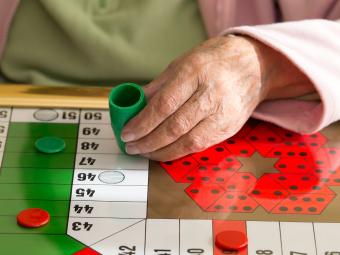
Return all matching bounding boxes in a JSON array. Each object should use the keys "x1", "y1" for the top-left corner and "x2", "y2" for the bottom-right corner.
[{"x1": 0, "y1": 85, "x2": 340, "y2": 255}]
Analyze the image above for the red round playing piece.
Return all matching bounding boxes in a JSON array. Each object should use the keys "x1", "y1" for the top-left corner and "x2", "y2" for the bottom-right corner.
[
  {"x1": 215, "y1": 230, "x2": 248, "y2": 251},
  {"x1": 17, "y1": 208, "x2": 50, "y2": 228}
]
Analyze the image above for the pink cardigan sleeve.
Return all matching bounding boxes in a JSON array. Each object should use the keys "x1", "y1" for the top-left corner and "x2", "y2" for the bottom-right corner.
[
  {"x1": 0, "y1": 0, "x2": 19, "y2": 61},
  {"x1": 224, "y1": 19, "x2": 340, "y2": 134}
]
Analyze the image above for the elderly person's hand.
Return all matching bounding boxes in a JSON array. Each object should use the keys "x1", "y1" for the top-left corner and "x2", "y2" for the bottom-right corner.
[{"x1": 121, "y1": 35, "x2": 312, "y2": 161}]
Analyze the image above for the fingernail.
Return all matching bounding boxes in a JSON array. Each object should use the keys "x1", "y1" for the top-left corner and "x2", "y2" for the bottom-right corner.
[
  {"x1": 125, "y1": 144, "x2": 140, "y2": 155},
  {"x1": 121, "y1": 132, "x2": 135, "y2": 142}
]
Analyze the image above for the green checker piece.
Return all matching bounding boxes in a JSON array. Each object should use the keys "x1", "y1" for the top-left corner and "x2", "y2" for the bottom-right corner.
[{"x1": 35, "y1": 136, "x2": 66, "y2": 154}]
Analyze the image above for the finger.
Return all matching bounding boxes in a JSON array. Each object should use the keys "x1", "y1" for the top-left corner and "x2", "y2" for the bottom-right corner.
[
  {"x1": 121, "y1": 76, "x2": 198, "y2": 143},
  {"x1": 125, "y1": 89, "x2": 214, "y2": 154},
  {"x1": 141, "y1": 116, "x2": 228, "y2": 161},
  {"x1": 143, "y1": 68, "x2": 171, "y2": 99}
]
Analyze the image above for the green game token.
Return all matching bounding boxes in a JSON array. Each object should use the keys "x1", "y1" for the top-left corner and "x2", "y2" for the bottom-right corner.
[{"x1": 35, "y1": 136, "x2": 66, "y2": 154}]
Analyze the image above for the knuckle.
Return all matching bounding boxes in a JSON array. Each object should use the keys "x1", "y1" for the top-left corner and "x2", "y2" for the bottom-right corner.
[
  {"x1": 167, "y1": 115, "x2": 190, "y2": 137},
  {"x1": 185, "y1": 134, "x2": 206, "y2": 152},
  {"x1": 157, "y1": 94, "x2": 177, "y2": 116}
]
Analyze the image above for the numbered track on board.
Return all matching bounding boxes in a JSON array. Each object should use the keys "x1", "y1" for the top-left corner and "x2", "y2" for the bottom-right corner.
[{"x1": 0, "y1": 107, "x2": 340, "y2": 255}]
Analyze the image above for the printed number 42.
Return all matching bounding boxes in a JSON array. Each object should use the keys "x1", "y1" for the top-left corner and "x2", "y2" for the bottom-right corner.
[{"x1": 119, "y1": 245, "x2": 136, "y2": 255}]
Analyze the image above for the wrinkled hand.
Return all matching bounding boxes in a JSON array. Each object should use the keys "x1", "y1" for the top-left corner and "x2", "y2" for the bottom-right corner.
[{"x1": 121, "y1": 35, "x2": 311, "y2": 161}]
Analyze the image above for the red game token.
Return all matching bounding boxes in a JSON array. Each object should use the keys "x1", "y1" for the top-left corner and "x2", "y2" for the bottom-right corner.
[
  {"x1": 215, "y1": 230, "x2": 248, "y2": 251},
  {"x1": 17, "y1": 208, "x2": 50, "y2": 228}
]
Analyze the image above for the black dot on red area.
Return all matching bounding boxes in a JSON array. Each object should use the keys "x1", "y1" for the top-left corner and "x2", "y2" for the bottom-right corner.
[
  {"x1": 242, "y1": 175, "x2": 250, "y2": 180},
  {"x1": 215, "y1": 147, "x2": 225, "y2": 152},
  {"x1": 285, "y1": 141, "x2": 292, "y2": 146},
  {"x1": 226, "y1": 195, "x2": 234, "y2": 199},
  {"x1": 298, "y1": 142, "x2": 306, "y2": 146},
  {"x1": 290, "y1": 185, "x2": 298, "y2": 190},
  {"x1": 285, "y1": 133, "x2": 293, "y2": 138},
  {"x1": 250, "y1": 136, "x2": 258, "y2": 141},
  {"x1": 290, "y1": 196, "x2": 298, "y2": 201},
  {"x1": 212, "y1": 167, "x2": 221, "y2": 171},
  {"x1": 252, "y1": 190, "x2": 260, "y2": 195},
  {"x1": 312, "y1": 186, "x2": 321, "y2": 190},
  {"x1": 201, "y1": 177, "x2": 210, "y2": 181},
  {"x1": 274, "y1": 191, "x2": 283, "y2": 196},
  {"x1": 308, "y1": 207, "x2": 317, "y2": 212},
  {"x1": 278, "y1": 176, "x2": 287, "y2": 181},
  {"x1": 278, "y1": 164, "x2": 286, "y2": 168},
  {"x1": 227, "y1": 140, "x2": 235, "y2": 144},
  {"x1": 298, "y1": 164, "x2": 306, "y2": 169},
  {"x1": 226, "y1": 157, "x2": 234, "y2": 162},
  {"x1": 216, "y1": 177, "x2": 224, "y2": 182},
  {"x1": 303, "y1": 197, "x2": 311, "y2": 202},
  {"x1": 200, "y1": 157, "x2": 209, "y2": 161},
  {"x1": 287, "y1": 152, "x2": 295, "y2": 156},
  {"x1": 316, "y1": 197, "x2": 325, "y2": 202},
  {"x1": 310, "y1": 143, "x2": 318, "y2": 147},
  {"x1": 310, "y1": 134, "x2": 318, "y2": 138},
  {"x1": 229, "y1": 206, "x2": 238, "y2": 210},
  {"x1": 315, "y1": 169, "x2": 323, "y2": 173},
  {"x1": 301, "y1": 176, "x2": 310, "y2": 181},
  {"x1": 211, "y1": 189, "x2": 220, "y2": 194},
  {"x1": 268, "y1": 137, "x2": 276, "y2": 142},
  {"x1": 182, "y1": 161, "x2": 191, "y2": 166},
  {"x1": 321, "y1": 178, "x2": 329, "y2": 183},
  {"x1": 187, "y1": 176, "x2": 195, "y2": 181},
  {"x1": 240, "y1": 150, "x2": 248, "y2": 154},
  {"x1": 243, "y1": 206, "x2": 252, "y2": 211},
  {"x1": 316, "y1": 160, "x2": 324, "y2": 165},
  {"x1": 164, "y1": 161, "x2": 172, "y2": 165},
  {"x1": 299, "y1": 152, "x2": 308, "y2": 156},
  {"x1": 199, "y1": 166, "x2": 207, "y2": 171},
  {"x1": 279, "y1": 206, "x2": 288, "y2": 211},
  {"x1": 274, "y1": 151, "x2": 282, "y2": 156},
  {"x1": 334, "y1": 178, "x2": 340, "y2": 183},
  {"x1": 329, "y1": 150, "x2": 337, "y2": 155},
  {"x1": 239, "y1": 195, "x2": 247, "y2": 200},
  {"x1": 190, "y1": 189, "x2": 199, "y2": 194},
  {"x1": 294, "y1": 207, "x2": 303, "y2": 212},
  {"x1": 215, "y1": 205, "x2": 224, "y2": 210},
  {"x1": 227, "y1": 185, "x2": 236, "y2": 190}
]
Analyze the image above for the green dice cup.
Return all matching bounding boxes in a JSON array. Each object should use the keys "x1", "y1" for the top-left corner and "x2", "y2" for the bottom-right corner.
[{"x1": 109, "y1": 83, "x2": 146, "y2": 153}]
